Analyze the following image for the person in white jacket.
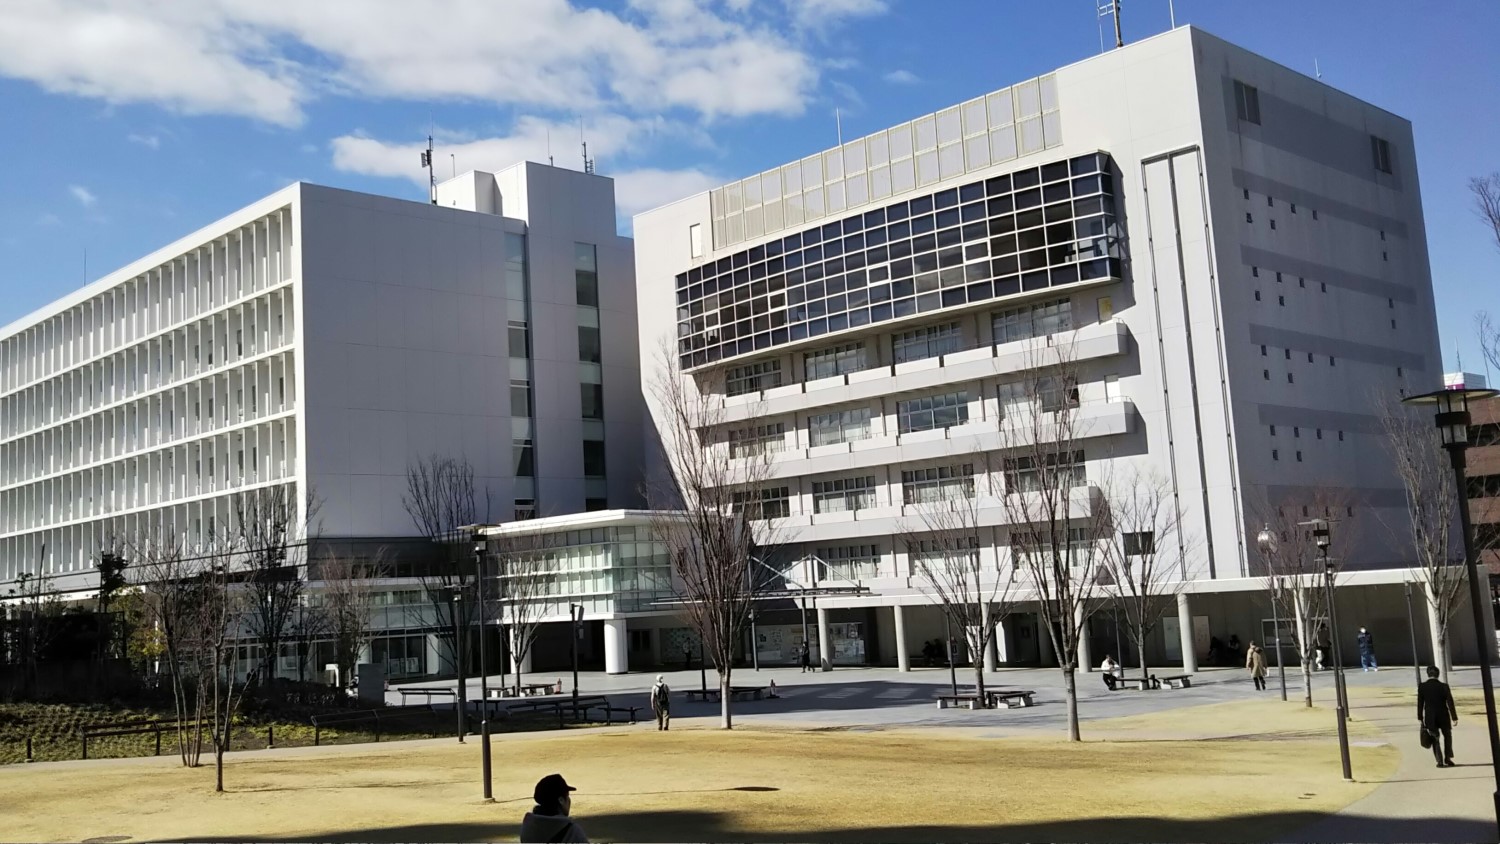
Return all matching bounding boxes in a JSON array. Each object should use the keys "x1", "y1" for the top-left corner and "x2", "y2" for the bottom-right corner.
[
  {"x1": 520, "y1": 774, "x2": 589, "y2": 843},
  {"x1": 1099, "y1": 655, "x2": 1121, "y2": 690}
]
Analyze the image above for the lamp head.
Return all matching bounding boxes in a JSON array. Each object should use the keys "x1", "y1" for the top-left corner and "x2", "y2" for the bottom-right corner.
[
  {"x1": 1402, "y1": 386, "x2": 1499, "y2": 449},
  {"x1": 1255, "y1": 525, "x2": 1277, "y2": 555}
]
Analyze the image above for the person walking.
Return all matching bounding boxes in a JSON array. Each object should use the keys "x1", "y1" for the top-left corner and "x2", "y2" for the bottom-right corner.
[
  {"x1": 799, "y1": 641, "x2": 811, "y2": 673},
  {"x1": 520, "y1": 774, "x2": 589, "y2": 843},
  {"x1": 1418, "y1": 666, "x2": 1459, "y2": 768},
  {"x1": 650, "y1": 674, "x2": 671, "y2": 731},
  {"x1": 1357, "y1": 626, "x2": 1378, "y2": 671},
  {"x1": 1245, "y1": 642, "x2": 1268, "y2": 691}
]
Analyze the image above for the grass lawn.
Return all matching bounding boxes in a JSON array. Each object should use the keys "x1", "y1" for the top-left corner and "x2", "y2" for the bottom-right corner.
[{"x1": 0, "y1": 697, "x2": 1398, "y2": 843}]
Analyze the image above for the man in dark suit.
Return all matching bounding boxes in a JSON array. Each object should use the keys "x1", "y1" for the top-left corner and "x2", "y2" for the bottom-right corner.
[{"x1": 1418, "y1": 665, "x2": 1459, "y2": 767}]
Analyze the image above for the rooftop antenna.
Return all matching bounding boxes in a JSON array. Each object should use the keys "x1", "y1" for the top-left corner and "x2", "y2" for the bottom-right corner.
[
  {"x1": 1315, "y1": 58, "x2": 1323, "y2": 79},
  {"x1": 419, "y1": 135, "x2": 436, "y2": 204},
  {"x1": 1112, "y1": 0, "x2": 1124, "y2": 48},
  {"x1": 580, "y1": 118, "x2": 595, "y2": 174},
  {"x1": 450, "y1": 154, "x2": 456, "y2": 179},
  {"x1": 1168, "y1": 0, "x2": 1175, "y2": 28},
  {"x1": 547, "y1": 127, "x2": 554, "y2": 166},
  {"x1": 836, "y1": 107, "x2": 844, "y2": 146}
]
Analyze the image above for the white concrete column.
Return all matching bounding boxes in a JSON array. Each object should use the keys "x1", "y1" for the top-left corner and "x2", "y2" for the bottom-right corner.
[
  {"x1": 1075, "y1": 603, "x2": 1093, "y2": 672},
  {"x1": 1177, "y1": 593, "x2": 1198, "y2": 672},
  {"x1": 995, "y1": 616, "x2": 1011, "y2": 663},
  {"x1": 603, "y1": 618, "x2": 629, "y2": 675},
  {"x1": 893, "y1": 605, "x2": 910, "y2": 672},
  {"x1": 1423, "y1": 578, "x2": 1449, "y2": 671},
  {"x1": 1037, "y1": 614, "x2": 1054, "y2": 667},
  {"x1": 817, "y1": 607, "x2": 832, "y2": 671}
]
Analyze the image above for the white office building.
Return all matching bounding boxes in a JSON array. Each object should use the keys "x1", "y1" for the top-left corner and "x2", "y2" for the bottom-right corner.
[
  {"x1": 0, "y1": 162, "x2": 645, "y2": 612},
  {"x1": 632, "y1": 26, "x2": 1494, "y2": 669}
]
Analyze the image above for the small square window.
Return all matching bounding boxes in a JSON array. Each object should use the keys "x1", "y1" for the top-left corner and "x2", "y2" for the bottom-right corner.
[
  {"x1": 1391, "y1": 319, "x2": 1397, "y2": 329},
  {"x1": 1388, "y1": 298, "x2": 1395, "y2": 309},
  {"x1": 1291, "y1": 203, "x2": 1297, "y2": 214},
  {"x1": 1380, "y1": 230, "x2": 1386, "y2": 241},
  {"x1": 1252, "y1": 266, "x2": 1259, "y2": 278},
  {"x1": 1246, "y1": 212, "x2": 1253, "y2": 223},
  {"x1": 1330, "y1": 357, "x2": 1336, "y2": 366},
  {"x1": 1275, "y1": 271, "x2": 1282, "y2": 283},
  {"x1": 1287, "y1": 372, "x2": 1294, "y2": 384},
  {"x1": 1267, "y1": 196, "x2": 1274, "y2": 207},
  {"x1": 1312, "y1": 209, "x2": 1319, "y2": 220},
  {"x1": 1272, "y1": 449, "x2": 1279, "y2": 461},
  {"x1": 1235, "y1": 81, "x2": 1262, "y2": 125},
  {"x1": 1278, "y1": 295, "x2": 1285, "y2": 306},
  {"x1": 1307, "y1": 352, "x2": 1314, "y2": 363},
  {"x1": 1255, "y1": 290, "x2": 1262, "y2": 301},
  {"x1": 1270, "y1": 219, "x2": 1277, "y2": 230},
  {"x1": 1338, "y1": 431, "x2": 1344, "y2": 441},
  {"x1": 1371, "y1": 135, "x2": 1393, "y2": 174},
  {"x1": 1397, "y1": 366, "x2": 1404, "y2": 377},
  {"x1": 1263, "y1": 369, "x2": 1270, "y2": 381},
  {"x1": 1296, "y1": 451, "x2": 1303, "y2": 462},
  {"x1": 1284, "y1": 349, "x2": 1291, "y2": 360},
  {"x1": 1270, "y1": 425, "x2": 1277, "y2": 436},
  {"x1": 1294, "y1": 427, "x2": 1300, "y2": 438},
  {"x1": 1260, "y1": 345, "x2": 1267, "y2": 356},
  {"x1": 1316, "y1": 429, "x2": 1323, "y2": 439},
  {"x1": 1321, "y1": 283, "x2": 1327, "y2": 293},
  {"x1": 1383, "y1": 251, "x2": 1388, "y2": 262},
  {"x1": 1243, "y1": 188, "x2": 1250, "y2": 200}
]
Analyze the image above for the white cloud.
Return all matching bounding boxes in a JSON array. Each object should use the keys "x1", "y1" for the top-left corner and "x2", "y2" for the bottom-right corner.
[
  {"x1": 612, "y1": 167, "x2": 723, "y2": 220},
  {"x1": 330, "y1": 121, "x2": 721, "y2": 225},
  {"x1": 883, "y1": 69, "x2": 919, "y2": 85},
  {"x1": 68, "y1": 185, "x2": 97, "y2": 208},
  {"x1": 0, "y1": 0, "x2": 881, "y2": 124},
  {"x1": 785, "y1": 0, "x2": 888, "y2": 28},
  {"x1": 127, "y1": 132, "x2": 160, "y2": 149}
]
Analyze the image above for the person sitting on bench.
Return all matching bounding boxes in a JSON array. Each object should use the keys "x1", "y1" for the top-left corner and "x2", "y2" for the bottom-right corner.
[{"x1": 1100, "y1": 655, "x2": 1121, "y2": 690}]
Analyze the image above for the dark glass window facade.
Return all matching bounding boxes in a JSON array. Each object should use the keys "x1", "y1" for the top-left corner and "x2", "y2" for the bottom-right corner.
[{"x1": 675, "y1": 152, "x2": 1122, "y2": 368}]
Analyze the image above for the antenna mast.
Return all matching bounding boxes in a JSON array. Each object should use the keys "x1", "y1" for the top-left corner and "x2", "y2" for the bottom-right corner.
[
  {"x1": 1098, "y1": 1, "x2": 1123, "y2": 50},
  {"x1": 580, "y1": 119, "x2": 595, "y2": 174},
  {"x1": 419, "y1": 135, "x2": 436, "y2": 204}
]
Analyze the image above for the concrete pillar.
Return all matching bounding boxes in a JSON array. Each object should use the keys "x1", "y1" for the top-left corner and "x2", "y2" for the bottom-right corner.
[
  {"x1": 1479, "y1": 576, "x2": 1499, "y2": 665},
  {"x1": 1037, "y1": 614, "x2": 1054, "y2": 667},
  {"x1": 1177, "y1": 593, "x2": 1198, "y2": 673},
  {"x1": 893, "y1": 605, "x2": 910, "y2": 671},
  {"x1": 1075, "y1": 603, "x2": 1093, "y2": 672},
  {"x1": 981, "y1": 604, "x2": 998, "y2": 674},
  {"x1": 603, "y1": 618, "x2": 629, "y2": 675},
  {"x1": 1423, "y1": 578, "x2": 1449, "y2": 671},
  {"x1": 817, "y1": 607, "x2": 832, "y2": 671},
  {"x1": 426, "y1": 634, "x2": 444, "y2": 676},
  {"x1": 994, "y1": 615, "x2": 1011, "y2": 663}
]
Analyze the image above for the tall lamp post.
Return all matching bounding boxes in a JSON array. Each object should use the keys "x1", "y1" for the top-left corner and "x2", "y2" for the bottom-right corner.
[
  {"x1": 569, "y1": 603, "x2": 584, "y2": 720},
  {"x1": 471, "y1": 529, "x2": 493, "y2": 802},
  {"x1": 1256, "y1": 526, "x2": 1289, "y2": 702},
  {"x1": 450, "y1": 585, "x2": 466, "y2": 743},
  {"x1": 1304, "y1": 518, "x2": 1352, "y2": 782},
  {"x1": 1403, "y1": 578, "x2": 1423, "y2": 687},
  {"x1": 1403, "y1": 385, "x2": 1500, "y2": 833}
]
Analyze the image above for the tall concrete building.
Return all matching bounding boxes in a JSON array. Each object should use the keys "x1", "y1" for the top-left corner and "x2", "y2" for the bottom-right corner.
[
  {"x1": 633, "y1": 26, "x2": 1488, "y2": 668},
  {"x1": 0, "y1": 163, "x2": 644, "y2": 604}
]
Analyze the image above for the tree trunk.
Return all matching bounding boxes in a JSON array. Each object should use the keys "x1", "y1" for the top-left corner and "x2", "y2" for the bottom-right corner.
[
  {"x1": 974, "y1": 659, "x2": 987, "y2": 707},
  {"x1": 215, "y1": 741, "x2": 225, "y2": 792},
  {"x1": 719, "y1": 671, "x2": 733, "y2": 729},
  {"x1": 1063, "y1": 665, "x2": 1080, "y2": 741},
  {"x1": 1137, "y1": 634, "x2": 1148, "y2": 687}
]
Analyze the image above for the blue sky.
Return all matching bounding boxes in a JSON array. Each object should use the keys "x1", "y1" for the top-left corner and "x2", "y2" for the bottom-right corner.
[{"x1": 1, "y1": 0, "x2": 1496, "y2": 373}]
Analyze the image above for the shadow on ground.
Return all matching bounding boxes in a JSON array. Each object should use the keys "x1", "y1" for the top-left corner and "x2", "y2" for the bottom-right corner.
[{"x1": 164, "y1": 808, "x2": 1493, "y2": 843}]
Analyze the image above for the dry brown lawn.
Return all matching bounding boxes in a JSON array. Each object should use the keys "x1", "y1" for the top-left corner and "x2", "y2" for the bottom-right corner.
[{"x1": 0, "y1": 698, "x2": 1398, "y2": 843}]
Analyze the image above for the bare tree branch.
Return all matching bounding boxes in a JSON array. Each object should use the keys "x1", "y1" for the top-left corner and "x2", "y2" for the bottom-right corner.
[
  {"x1": 402, "y1": 454, "x2": 485, "y2": 673},
  {"x1": 1097, "y1": 466, "x2": 1191, "y2": 681}
]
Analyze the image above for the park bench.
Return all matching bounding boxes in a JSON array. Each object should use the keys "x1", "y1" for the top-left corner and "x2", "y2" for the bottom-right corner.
[
  {"x1": 1158, "y1": 674, "x2": 1192, "y2": 689},
  {"x1": 1103, "y1": 675, "x2": 1157, "y2": 691},
  {"x1": 487, "y1": 681, "x2": 562, "y2": 700},
  {"x1": 730, "y1": 686, "x2": 767, "y2": 700},
  {"x1": 584, "y1": 701, "x2": 640, "y2": 725},
  {"x1": 934, "y1": 693, "x2": 984, "y2": 710},
  {"x1": 396, "y1": 687, "x2": 457, "y2": 706},
  {"x1": 684, "y1": 688, "x2": 720, "y2": 702},
  {"x1": 987, "y1": 690, "x2": 1036, "y2": 708}
]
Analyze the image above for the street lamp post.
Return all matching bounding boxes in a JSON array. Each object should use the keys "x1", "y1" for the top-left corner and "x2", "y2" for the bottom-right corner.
[
  {"x1": 1403, "y1": 386, "x2": 1500, "y2": 834},
  {"x1": 1257, "y1": 526, "x2": 1289, "y2": 702},
  {"x1": 451, "y1": 586, "x2": 466, "y2": 743},
  {"x1": 943, "y1": 614, "x2": 958, "y2": 695},
  {"x1": 1307, "y1": 518, "x2": 1353, "y2": 782},
  {"x1": 569, "y1": 603, "x2": 584, "y2": 720},
  {"x1": 472, "y1": 533, "x2": 493, "y2": 802},
  {"x1": 749, "y1": 610, "x2": 759, "y2": 672},
  {"x1": 1403, "y1": 579, "x2": 1423, "y2": 687}
]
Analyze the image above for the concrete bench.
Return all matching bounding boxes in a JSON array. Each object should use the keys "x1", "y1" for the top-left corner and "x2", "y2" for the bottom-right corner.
[
  {"x1": 1158, "y1": 675, "x2": 1192, "y2": 689},
  {"x1": 729, "y1": 686, "x2": 767, "y2": 701},
  {"x1": 935, "y1": 693, "x2": 984, "y2": 710},
  {"x1": 989, "y1": 690, "x2": 1036, "y2": 708}
]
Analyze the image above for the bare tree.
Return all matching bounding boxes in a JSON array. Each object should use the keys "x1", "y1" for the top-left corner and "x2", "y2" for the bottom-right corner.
[
  {"x1": 402, "y1": 454, "x2": 487, "y2": 675},
  {"x1": 1097, "y1": 466, "x2": 1190, "y2": 682},
  {"x1": 1472, "y1": 173, "x2": 1500, "y2": 254},
  {"x1": 1254, "y1": 486, "x2": 1356, "y2": 708},
  {"x1": 197, "y1": 558, "x2": 251, "y2": 793},
  {"x1": 995, "y1": 339, "x2": 1108, "y2": 741},
  {"x1": 899, "y1": 463, "x2": 1017, "y2": 705},
  {"x1": 232, "y1": 485, "x2": 310, "y2": 690},
  {"x1": 317, "y1": 550, "x2": 383, "y2": 697},
  {"x1": 489, "y1": 532, "x2": 550, "y2": 695},
  {"x1": 1379, "y1": 398, "x2": 1465, "y2": 671},
  {"x1": 131, "y1": 532, "x2": 210, "y2": 767},
  {"x1": 645, "y1": 345, "x2": 783, "y2": 729},
  {"x1": 4, "y1": 567, "x2": 62, "y2": 696}
]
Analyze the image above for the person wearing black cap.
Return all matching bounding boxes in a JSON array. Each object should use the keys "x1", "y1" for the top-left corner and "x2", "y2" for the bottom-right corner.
[{"x1": 520, "y1": 773, "x2": 589, "y2": 843}]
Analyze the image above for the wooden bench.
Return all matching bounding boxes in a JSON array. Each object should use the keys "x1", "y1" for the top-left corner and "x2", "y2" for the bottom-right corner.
[
  {"x1": 935, "y1": 693, "x2": 984, "y2": 710},
  {"x1": 1158, "y1": 674, "x2": 1192, "y2": 689}
]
